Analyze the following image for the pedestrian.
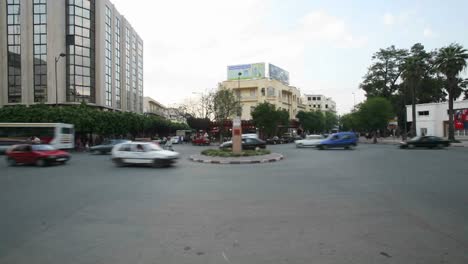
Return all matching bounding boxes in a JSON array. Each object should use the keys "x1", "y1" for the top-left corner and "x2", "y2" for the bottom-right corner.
[{"x1": 165, "y1": 138, "x2": 173, "y2": 151}]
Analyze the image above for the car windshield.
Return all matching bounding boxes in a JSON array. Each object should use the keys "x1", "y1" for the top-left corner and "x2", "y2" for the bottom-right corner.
[
  {"x1": 306, "y1": 135, "x2": 323, "y2": 139},
  {"x1": 31, "y1": 145, "x2": 55, "y2": 151},
  {"x1": 146, "y1": 143, "x2": 163, "y2": 151}
]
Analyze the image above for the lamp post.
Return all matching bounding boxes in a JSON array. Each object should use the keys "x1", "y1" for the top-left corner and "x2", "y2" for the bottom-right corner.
[
  {"x1": 352, "y1": 92, "x2": 356, "y2": 111},
  {"x1": 55, "y1": 53, "x2": 66, "y2": 106}
]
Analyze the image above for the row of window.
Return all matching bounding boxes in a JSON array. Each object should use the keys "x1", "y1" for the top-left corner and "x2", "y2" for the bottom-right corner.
[
  {"x1": 307, "y1": 96, "x2": 321, "y2": 101},
  {"x1": 104, "y1": 6, "x2": 112, "y2": 107},
  {"x1": 33, "y1": 0, "x2": 47, "y2": 103},
  {"x1": 6, "y1": 0, "x2": 21, "y2": 103}
]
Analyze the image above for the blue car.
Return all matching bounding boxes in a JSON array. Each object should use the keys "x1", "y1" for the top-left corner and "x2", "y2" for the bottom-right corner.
[{"x1": 317, "y1": 132, "x2": 358, "y2": 150}]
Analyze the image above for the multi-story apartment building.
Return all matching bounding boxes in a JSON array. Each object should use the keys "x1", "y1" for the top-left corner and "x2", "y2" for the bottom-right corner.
[
  {"x1": 221, "y1": 78, "x2": 305, "y2": 120},
  {"x1": 143, "y1": 96, "x2": 167, "y2": 118},
  {"x1": 0, "y1": 0, "x2": 143, "y2": 113},
  {"x1": 303, "y1": 94, "x2": 336, "y2": 112},
  {"x1": 222, "y1": 63, "x2": 316, "y2": 120}
]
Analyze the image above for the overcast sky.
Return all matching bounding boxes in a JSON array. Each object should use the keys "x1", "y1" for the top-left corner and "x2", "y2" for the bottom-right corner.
[{"x1": 111, "y1": 0, "x2": 468, "y2": 114}]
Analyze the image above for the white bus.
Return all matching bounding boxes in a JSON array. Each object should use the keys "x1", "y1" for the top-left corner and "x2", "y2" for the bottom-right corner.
[{"x1": 0, "y1": 123, "x2": 74, "y2": 153}]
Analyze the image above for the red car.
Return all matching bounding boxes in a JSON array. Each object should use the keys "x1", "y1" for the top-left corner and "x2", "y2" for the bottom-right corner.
[
  {"x1": 6, "y1": 144, "x2": 70, "y2": 167},
  {"x1": 192, "y1": 137, "x2": 210, "y2": 146}
]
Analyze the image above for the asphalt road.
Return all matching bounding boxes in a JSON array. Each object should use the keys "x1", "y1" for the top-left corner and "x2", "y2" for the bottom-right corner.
[{"x1": 1, "y1": 143, "x2": 467, "y2": 264}]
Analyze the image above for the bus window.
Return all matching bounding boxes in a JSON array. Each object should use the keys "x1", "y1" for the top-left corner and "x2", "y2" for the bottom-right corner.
[{"x1": 61, "y1": 127, "x2": 73, "y2": 134}]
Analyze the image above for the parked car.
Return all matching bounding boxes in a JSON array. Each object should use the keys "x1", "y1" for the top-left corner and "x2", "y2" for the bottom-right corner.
[
  {"x1": 90, "y1": 139, "x2": 131, "y2": 154},
  {"x1": 220, "y1": 137, "x2": 266, "y2": 150},
  {"x1": 281, "y1": 135, "x2": 295, "y2": 143},
  {"x1": 295, "y1": 134, "x2": 325, "y2": 148},
  {"x1": 192, "y1": 137, "x2": 210, "y2": 146},
  {"x1": 400, "y1": 136, "x2": 450, "y2": 149},
  {"x1": 6, "y1": 144, "x2": 70, "y2": 166},
  {"x1": 317, "y1": 132, "x2": 358, "y2": 150},
  {"x1": 266, "y1": 136, "x2": 283, "y2": 145},
  {"x1": 111, "y1": 142, "x2": 179, "y2": 167},
  {"x1": 170, "y1": 136, "x2": 180, "y2": 144}
]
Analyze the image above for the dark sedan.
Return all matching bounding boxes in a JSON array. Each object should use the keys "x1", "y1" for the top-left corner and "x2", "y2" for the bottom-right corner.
[
  {"x1": 400, "y1": 136, "x2": 450, "y2": 149},
  {"x1": 220, "y1": 138, "x2": 266, "y2": 150},
  {"x1": 90, "y1": 139, "x2": 131, "y2": 154}
]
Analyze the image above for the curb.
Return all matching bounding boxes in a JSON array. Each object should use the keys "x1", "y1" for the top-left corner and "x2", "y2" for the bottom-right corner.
[{"x1": 189, "y1": 154, "x2": 284, "y2": 164}]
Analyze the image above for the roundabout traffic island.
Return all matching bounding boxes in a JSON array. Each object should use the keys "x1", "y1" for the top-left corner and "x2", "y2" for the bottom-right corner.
[{"x1": 190, "y1": 148, "x2": 284, "y2": 164}]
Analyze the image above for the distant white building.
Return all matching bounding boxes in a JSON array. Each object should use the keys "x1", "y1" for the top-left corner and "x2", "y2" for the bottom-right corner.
[
  {"x1": 406, "y1": 100, "x2": 468, "y2": 138},
  {"x1": 303, "y1": 94, "x2": 336, "y2": 112}
]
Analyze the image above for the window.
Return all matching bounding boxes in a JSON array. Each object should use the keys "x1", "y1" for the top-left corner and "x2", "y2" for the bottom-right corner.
[
  {"x1": 261, "y1": 88, "x2": 265, "y2": 96},
  {"x1": 115, "y1": 18, "x2": 121, "y2": 109},
  {"x1": 66, "y1": 0, "x2": 95, "y2": 103},
  {"x1": 308, "y1": 97, "x2": 311, "y2": 101},
  {"x1": 317, "y1": 97, "x2": 321, "y2": 100},
  {"x1": 61, "y1": 127, "x2": 73, "y2": 134},
  {"x1": 125, "y1": 27, "x2": 131, "y2": 110},
  {"x1": 318, "y1": 105, "x2": 321, "y2": 108},
  {"x1": 7, "y1": 0, "x2": 21, "y2": 103},
  {"x1": 267, "y1": 87, "x2": 275, "y2": 96},
  {"x1": 325, "y1": 104, "x2": 328, "y2": 108},
  {"x1": 33, "y1": 0, "x2": 48, "y2": 103},
  {"x1": 250, "y1": 89, "x2": 256, "y2": 97},
  {"x1": 312, "y1": 97, "x2": 316, "y2": 101},
  {"x1": 418, "y1": 111, "x2": 429, "y2": 116},
  {"x1": 104, "y1": 5, "x2": 112, "y2": 107}
]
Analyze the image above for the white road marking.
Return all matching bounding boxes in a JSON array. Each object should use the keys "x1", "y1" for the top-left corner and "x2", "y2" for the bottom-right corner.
[{"x1": 222, "y1": 251, "x2": 230, "y2": 263}]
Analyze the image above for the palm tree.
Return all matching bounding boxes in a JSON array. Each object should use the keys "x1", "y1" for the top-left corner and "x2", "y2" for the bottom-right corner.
[{"x1": 436, "y1": 43, "x2": 468, "y2": 141}]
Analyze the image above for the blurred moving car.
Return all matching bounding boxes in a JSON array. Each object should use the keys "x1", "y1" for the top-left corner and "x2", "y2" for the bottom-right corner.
[
  {"x1": 220, "y1": 137, "x2": 266, "y2": 150},
  {"x1": 317, "y1": 132, "x2": 358, "y2": 150},
  {"x1": 192, "y1": 137, "x2": 210, "y2": 146},
  {"x1": 90, "y1": 139, "x2": 131, "y2": 154},
  {"x1": 295, "y1": 134, "x2": 325, "y2": 148},
  {"x1": 266, "y1": 136, "x2": 283, "y2": 145},
  {"x1": 111, "y1": 142, "x2": 179, "y2": 167},
  {"x1": 400, "y1": 136, "x2": 450, "y2": 149},
  {"x1": 6, "y1": 144, "x2": 70, "y2": 166}
]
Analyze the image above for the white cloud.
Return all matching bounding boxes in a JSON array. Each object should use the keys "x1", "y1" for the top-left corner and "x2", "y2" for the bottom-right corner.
[
  {"x1": 383, "y1": 13, "x2": 395, "y2": 25},
  {"x1": 111, "y1": 1, "x2": 367, "y2": 113},
  {"x1": 423, "y1": 28, "x2": 436, "y2": 38}
]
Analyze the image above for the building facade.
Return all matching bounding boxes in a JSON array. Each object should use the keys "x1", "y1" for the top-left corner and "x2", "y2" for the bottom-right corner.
[
  {"x1": 0, "y1": 0, "x2": 143, "y2": 113},
  {"x1": 406, "y1": 100, "x2": 468, "y2": 138},
  {"x1": 303, "y1": 94, "x2": 336, "y2": 112},
  {"x1": 143, "y1": 96, "x2": 167, "y2": 118},
  {"x1": 221, "y1": 78, "x2": 305, "y2": 120}
]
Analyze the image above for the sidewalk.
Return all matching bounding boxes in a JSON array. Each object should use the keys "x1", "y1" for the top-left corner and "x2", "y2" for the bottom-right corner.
[
  {"x1": 358, "y1": 137, "x2": 468, "y2": 147},
  {"x1": 190, "y1": 153, "x2": 284, "y2": 164}
]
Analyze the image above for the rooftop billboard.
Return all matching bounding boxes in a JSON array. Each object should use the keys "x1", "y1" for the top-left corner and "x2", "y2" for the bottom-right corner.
[
  {"x1": 227, "y1": 63, "x2": 265, "y2": 80},
  {"x1": 269, "y1": 63, "x2": 289, "y2": 85}
]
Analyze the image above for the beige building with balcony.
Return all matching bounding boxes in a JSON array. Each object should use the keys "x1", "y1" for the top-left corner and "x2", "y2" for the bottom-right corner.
[
  {"x1": 143, "y1": 96, "x2": 166, "y2": 118},
  {"x1": 221, "y1": 78, "x2": 306, "y2": 120}
]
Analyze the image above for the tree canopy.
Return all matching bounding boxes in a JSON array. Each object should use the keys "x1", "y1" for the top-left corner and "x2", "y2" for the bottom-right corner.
[{"x1": 251, "y1": 102, "x2": 289, "y2": 137}]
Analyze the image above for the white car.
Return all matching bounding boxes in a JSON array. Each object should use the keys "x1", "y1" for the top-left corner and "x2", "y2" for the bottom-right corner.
[
  {"x1": 295, "y1": 135, "x2": 325, "y2": 148},
  {"x1": 170, "y1": 137, "x2": 180, "y2": 144},
  {"x1": 111, "y1": 142, "x2": 179, "y2": 167}
]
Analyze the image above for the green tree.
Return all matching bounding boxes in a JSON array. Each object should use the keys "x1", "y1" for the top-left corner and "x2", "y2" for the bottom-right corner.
[
  {"x1": 435, "y1": 43, "x2": 468, "y2": 141},
  {"x1": 296, "y1": 111, "x2": 324, "y2": 134},
  {"x1": 340, "y1": 112, "x2": 361, "y2": 131},
  {"x1": 323, "y1": 111, "x2": 338, "y2": 132},
  {"x1": 356, "y1": 97, "x2": 394, "y2": 143},
  {"x1": 211, "y1": 89, "x2": 242, "y2": 141},
  {"x1": 251, "y1": 103, "x2": 289, "y2": 138},
  {"x1": 360, "y1": 45, "x2": 408, "y2": 98}
]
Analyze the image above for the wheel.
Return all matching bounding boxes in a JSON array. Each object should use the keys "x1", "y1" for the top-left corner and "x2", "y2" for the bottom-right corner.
[
  {"x1": 113, "y1": 158, "x2": 125, "y2": 167},
  {"x1": 7, "y1": 157, "x2": 16, "y2": 166},
  {"x1": 347, "y1": 145, "x2": 355, "y2": 150},
  {"x1": 408, "y1": 144, "x2": 415, "y2": 149},
  {"x1": 152, "y1": 159, "x2": 166, "y2": 168},
  {"x1": 35, "y1": 159, "x2": 47, "y2": 167},
  {"x1": 296, "y1": 144, "x2": 302, "y2": 148},
  {"x1": 436, "y1": 144, "x2": 444, "y2": 149},
  {"x1": 99, "y1": 151, "x2": 106, "y2": 155}
]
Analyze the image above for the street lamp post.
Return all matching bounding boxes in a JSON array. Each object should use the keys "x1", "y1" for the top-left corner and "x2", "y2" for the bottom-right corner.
[{"x1": 55, "y1": 53, "x2": 66, "y2": 106}]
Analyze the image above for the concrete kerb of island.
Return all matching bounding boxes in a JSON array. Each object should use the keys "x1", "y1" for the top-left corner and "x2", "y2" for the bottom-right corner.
[{"x1": 189, "y1": 153, "x2": 284, "y2": 164}]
